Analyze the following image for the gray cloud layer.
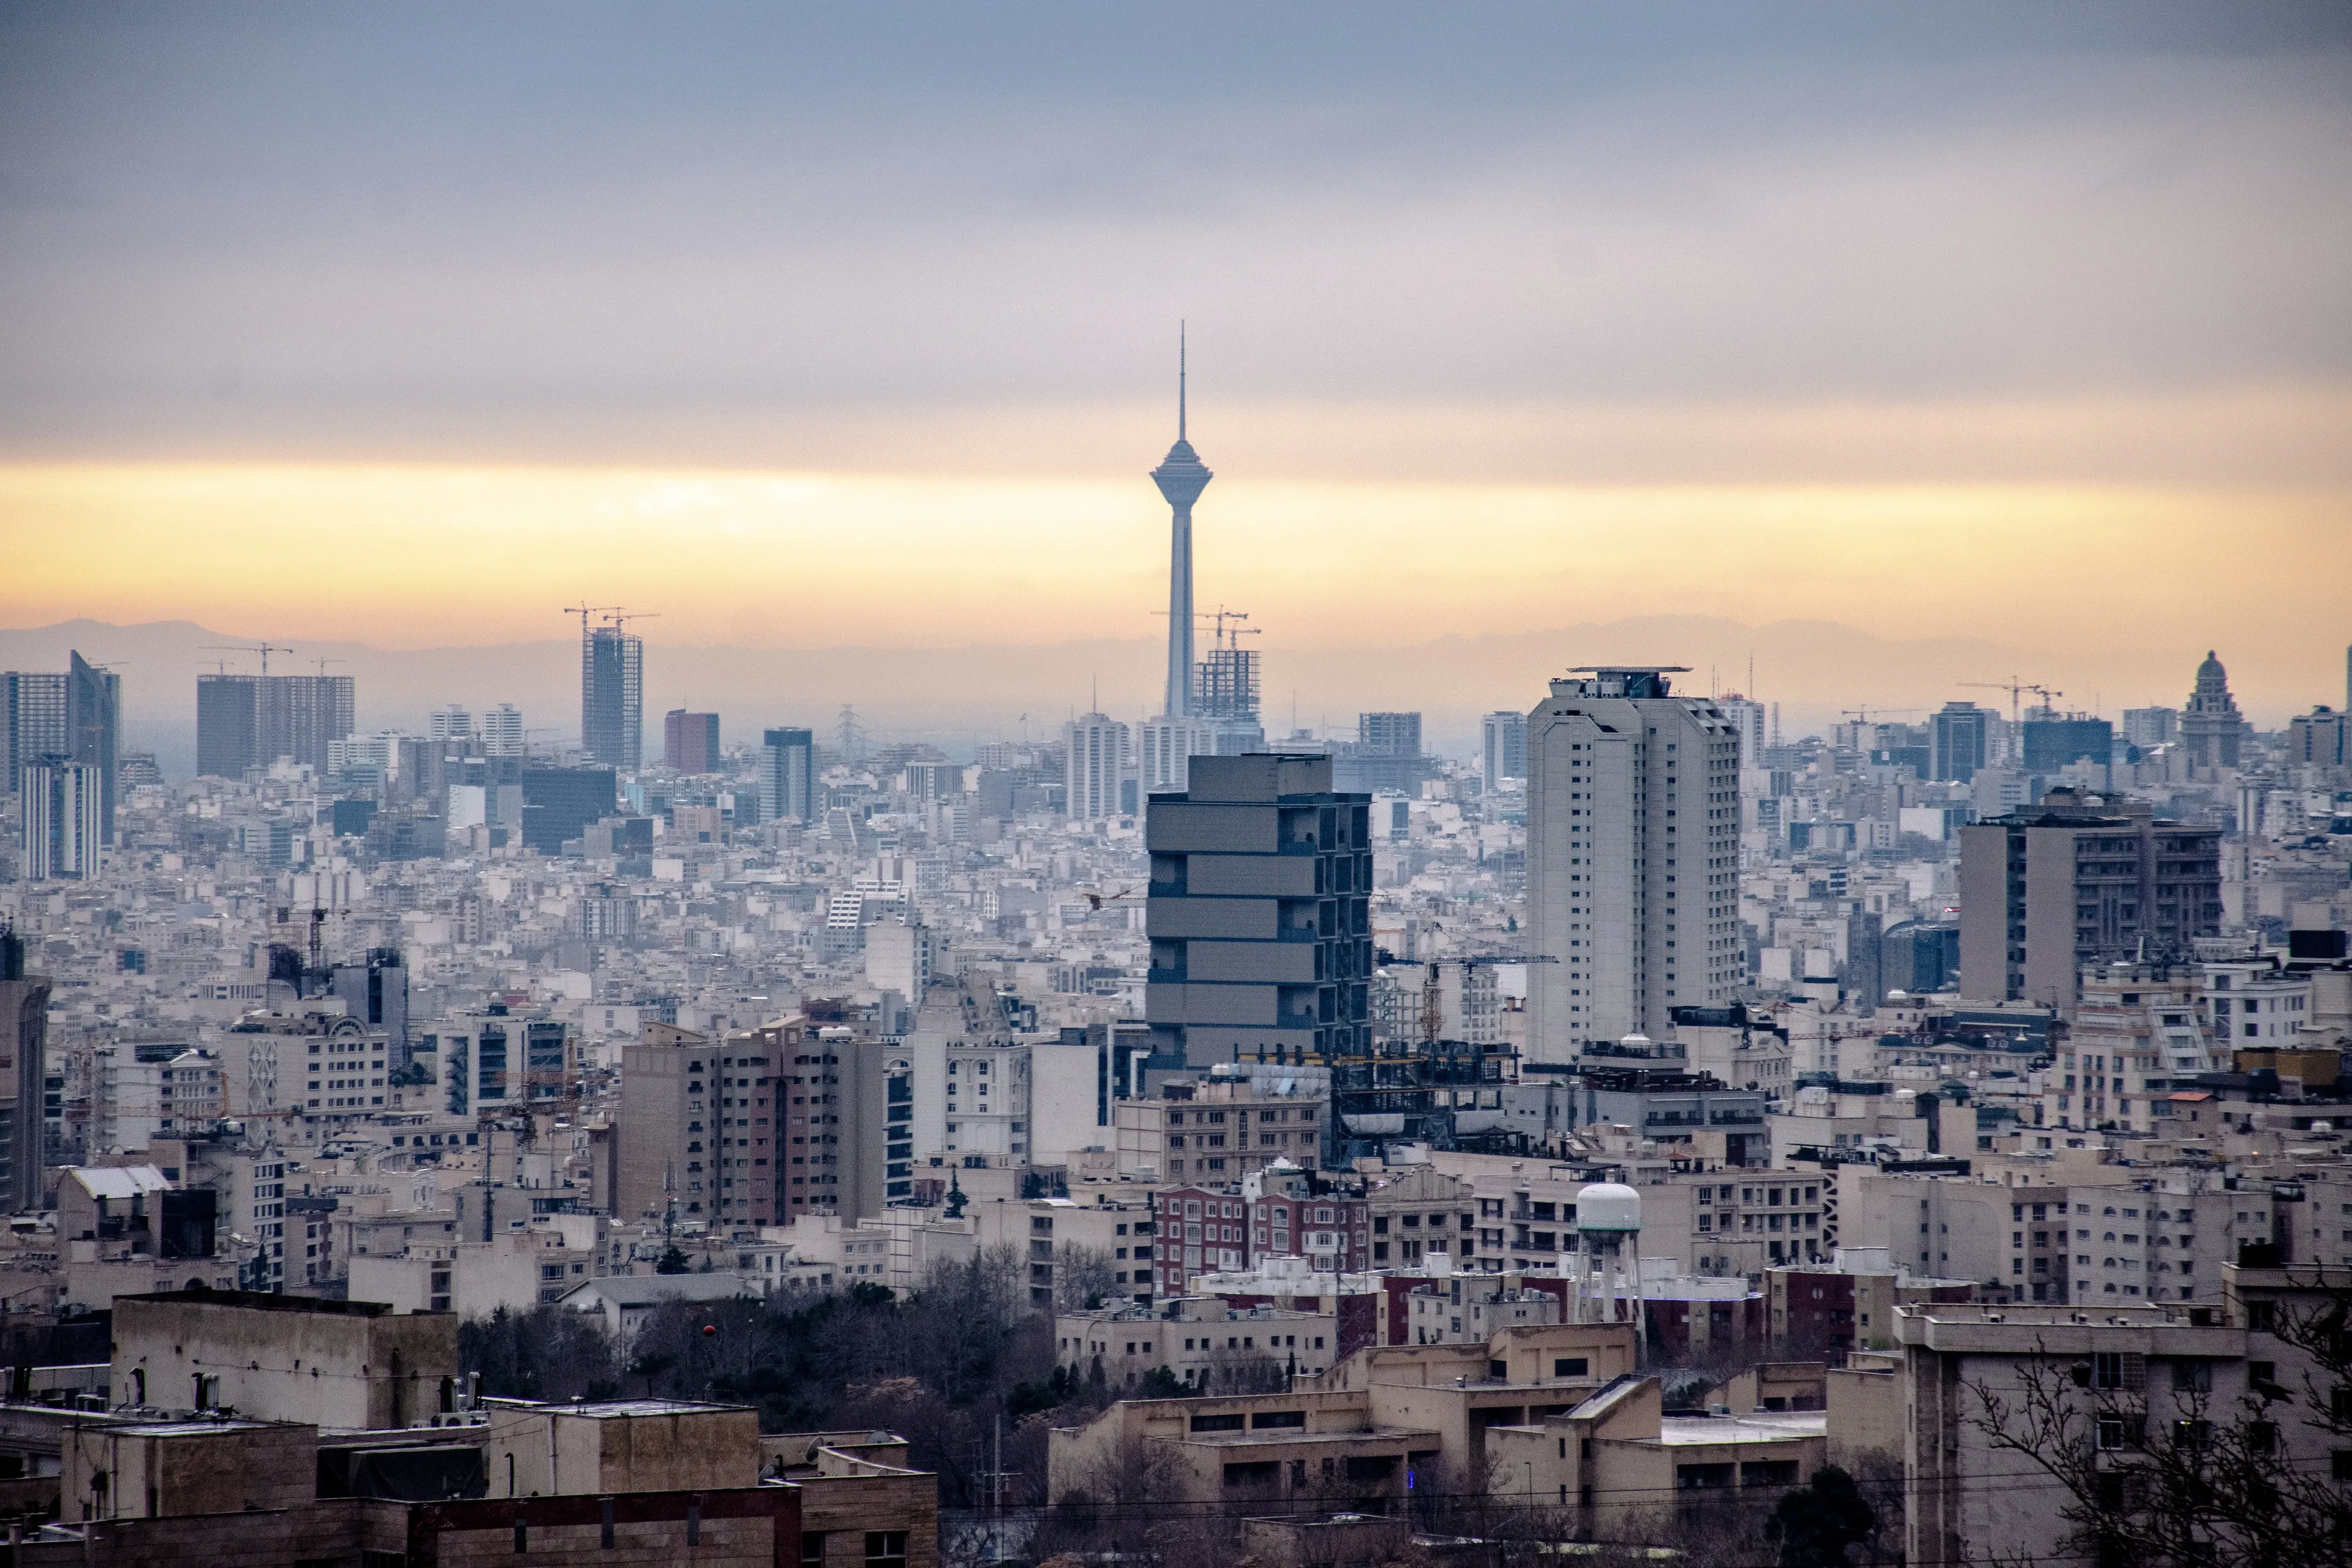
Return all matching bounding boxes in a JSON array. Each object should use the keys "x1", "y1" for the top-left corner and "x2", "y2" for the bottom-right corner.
[{"x1": 2, "y1": 2, "x2": 2346, "y2": 469}]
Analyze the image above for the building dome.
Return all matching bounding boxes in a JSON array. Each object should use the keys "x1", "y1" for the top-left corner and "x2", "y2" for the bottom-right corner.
[{"x1": 1575, "y1": 1182, "x2": 1642, "y2": 1232}]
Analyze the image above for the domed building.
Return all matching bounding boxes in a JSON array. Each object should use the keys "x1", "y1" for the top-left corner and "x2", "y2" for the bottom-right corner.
[{"x1": 2178, "y1": 650, "x2": 2247, "y2": 772}]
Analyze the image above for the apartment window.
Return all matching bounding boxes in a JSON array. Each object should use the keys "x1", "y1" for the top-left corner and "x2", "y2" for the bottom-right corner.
[{"x1": 864, "y1": 1532, "x2": 908, "y2": 1568}]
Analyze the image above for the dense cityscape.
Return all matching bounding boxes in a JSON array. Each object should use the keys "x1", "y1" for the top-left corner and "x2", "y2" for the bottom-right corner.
[
  {"x1": 5, "y1": 8, "x2": 2350, "y2": 1568},
  {"x1": 2, "y1": 381, "x2": 2349, "y2": 1566}
]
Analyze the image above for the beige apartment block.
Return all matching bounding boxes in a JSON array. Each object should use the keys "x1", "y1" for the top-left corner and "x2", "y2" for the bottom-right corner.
[
  {"x1": 1898, "y1": 1267, "x2": 2349, "y2": 1568},
  {"x1": 1049, "y1": 1321, "x2": 1636, "y2": 1509},
  {"x1": 1485, "y1": 1373, "x2": 1828, "y2": 1525},
  {"x1": 113, "y1": 1289, "x2": 454, "y2": 1431}
]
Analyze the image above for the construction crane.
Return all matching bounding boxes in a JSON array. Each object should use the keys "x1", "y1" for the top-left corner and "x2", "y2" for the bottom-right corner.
[
  {"x1": 603, "y1": 609, "x2": 660, "y2": 633},
  {"x1": 1961, "y1": 679, "x2": 2062, "y2": 725},
  {"x1": 200, "y1": 642, "x2": 292, "y2": 675},
  {"x1": 309, "y1": 657, "x2": 344, "y2": 678},
  {"x1": 1414, "y1": 950, "x2": 1556, "y2": 1047},
  {"x1": 562, "y1": 603, "x2": 623, "y2": 650},
  {"x1": 1838, "y1": 707, "x2": 1924, "y2": 727}
]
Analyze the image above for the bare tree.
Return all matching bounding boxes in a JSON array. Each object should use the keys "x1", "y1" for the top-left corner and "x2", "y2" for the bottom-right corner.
[
  {"x1": 1052, "y1": 1243, "x2": 1120, "y2": 1313},
  {"x1": 1965, "y1": 1280, "x2": 2352, "y2": 1568},
  {"x1": 1196, "y1": 1344, "x2": 1289, "y2": 1395}
]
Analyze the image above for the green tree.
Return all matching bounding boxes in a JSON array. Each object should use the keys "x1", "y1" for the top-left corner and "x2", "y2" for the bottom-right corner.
[
  {"x1": 655, "y1": 1243, "x2": 692, "y2": 1274},
  {"x1": 1763, "y1": 1465, "x2": 1877, "y2": 1568}
]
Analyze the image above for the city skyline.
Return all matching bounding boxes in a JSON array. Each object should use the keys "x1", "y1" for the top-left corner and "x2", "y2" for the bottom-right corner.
[{"x1": 2, "y1": 7, "x2": 2345, "y2": 734}]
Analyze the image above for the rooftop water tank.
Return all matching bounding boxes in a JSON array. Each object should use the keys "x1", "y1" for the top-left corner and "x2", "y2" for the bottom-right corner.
[{"x1": 1575, "y1": 1182, "x2": 1642, "y2": 1233}]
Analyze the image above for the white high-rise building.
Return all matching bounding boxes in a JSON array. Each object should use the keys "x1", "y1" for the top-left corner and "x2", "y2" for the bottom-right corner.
[
  {"x1": 20, "y1": 760, "x2": 104, "y2": 881},
  {"x1": 1065, "y1": 712, "x2": 1130, "y2": 821},
  {"x1": 1525, "y1": 668, "x2": 1742, "y2": 1063},
  {"x1": 428, "y1": 705, "x2": 474, "y2": 745},
  {"x1": 1480, "y1": 710, "x2": 1528, "y2": 793},
  {"x1": 1716, "y1": 695, "x2": 1766, "y2": 765},
  {"x1": 1137, "y1": 715, "x2": 1215, "y2": 794},
  {"x1": 480, "y1": 703, "x2": 525, "y2": 756}
]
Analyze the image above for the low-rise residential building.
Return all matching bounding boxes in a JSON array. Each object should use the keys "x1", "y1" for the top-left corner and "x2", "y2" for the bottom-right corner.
[
  {"x1": 1487, "y1": 1374, "x2": 1828, "y2": 1525},
  {"x1": 1154, "y1": 1182, "x2": 1368, "y2": 1297},
  {"x1": 1057, "y1": 1299, "x2": 1340, "y2": 1390},
  {"x1": 1898, "y1": 1265, "x2": 2346, "y2": 1568},
  {"x1": 973, "y1": 1191, "x2": 1159, "y2": 1308},
  {"x1": 1767, "y1": 1247, "x2": 1976, "y2": 1358},
  {"x1": 1047, "y1": 1320, "x2": 1638, "y2": 1510},
  {"x1": 1115, "y1": 1066, "x2": 1327, "y2": 1183}
]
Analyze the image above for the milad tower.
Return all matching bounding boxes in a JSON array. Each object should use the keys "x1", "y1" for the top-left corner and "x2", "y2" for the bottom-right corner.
[{"x1": 1151, "y1": 328, "x2": 1213, "y2": 719}]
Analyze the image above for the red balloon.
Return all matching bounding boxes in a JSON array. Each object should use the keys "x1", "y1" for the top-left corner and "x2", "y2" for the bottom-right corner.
[{"x1": 702, "y1": 1324, "x2": 717, "y2": 1337}]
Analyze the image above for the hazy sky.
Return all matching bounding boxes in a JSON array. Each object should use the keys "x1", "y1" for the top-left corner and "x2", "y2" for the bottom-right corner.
[{"x1": 2, "y1": 4, "x2": 2347, "y2": 729}]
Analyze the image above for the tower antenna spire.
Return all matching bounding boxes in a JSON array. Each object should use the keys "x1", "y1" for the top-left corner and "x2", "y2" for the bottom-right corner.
[{"x1": 1178, "y1": 320, "x2": 1187, "y2": 441}]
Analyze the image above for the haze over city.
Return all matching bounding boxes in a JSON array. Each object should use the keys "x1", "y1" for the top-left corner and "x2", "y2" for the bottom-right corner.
[{"x1": 1, "y1": 9, "x2": 2350, "y2": 1568}]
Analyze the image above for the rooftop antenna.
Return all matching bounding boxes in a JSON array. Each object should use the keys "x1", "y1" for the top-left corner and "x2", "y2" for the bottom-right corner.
[{"x1": 1178, "y1": 320, "x2": 1187, "y2": 442}]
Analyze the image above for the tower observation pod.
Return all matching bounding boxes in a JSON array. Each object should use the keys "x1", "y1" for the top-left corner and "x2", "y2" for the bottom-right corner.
[{"x1": 1567, "y1": 1182, "x2": 1645, "y2": 1332}]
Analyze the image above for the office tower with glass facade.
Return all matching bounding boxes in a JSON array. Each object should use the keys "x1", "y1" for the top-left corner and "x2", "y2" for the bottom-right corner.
[
  {"x1": 1481, "y1": 710, "x2": 1528, "y2": 793},
  {"x1": 1930, "y1": 701, "x2": 1991, "y2": 782},
  {"x1": 759, "y1": 727, "x2": 815, "y2": 824},
  {"x1": 2, "y1": 671, "x2": 66, "y2": 791}
]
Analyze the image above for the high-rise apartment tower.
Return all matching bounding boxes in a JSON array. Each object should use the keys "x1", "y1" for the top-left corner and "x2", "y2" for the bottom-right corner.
[
  {"x1": 20, "y1": 761, "x2": 104, "y2": 881},
  {"x1": 195, "y1": 673, "x2": 355, "y2": 776},
  {"x1": 1065, "y1": 712, "x2": 1130, "y2": 821},
  {"x1": 1525, "y1": 668, "x2": 1742, "y2": 1062},
  {"x1": 1958, "y1": 791, "x2": 2223, "y2": 1010}
]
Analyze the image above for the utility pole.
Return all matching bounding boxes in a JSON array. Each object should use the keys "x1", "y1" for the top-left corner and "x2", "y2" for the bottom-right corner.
[{"x1": 989, "y1": 1409, "x2": 1005, "y2": 1563}]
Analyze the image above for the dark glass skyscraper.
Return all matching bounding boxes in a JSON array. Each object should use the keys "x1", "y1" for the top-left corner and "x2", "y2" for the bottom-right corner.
[
  {"x1": 66, "y1": 652, "x2": 119, "y2": 843},
  {"x1": 760, "y1": 727, "x2": 815, "y2": 823},
  {"x1": 1930, "y1": 701, "x2": 1990, "y2": 783},
  {"x1": 521, "y1": 767, "x2": 618, "y2": 854}
]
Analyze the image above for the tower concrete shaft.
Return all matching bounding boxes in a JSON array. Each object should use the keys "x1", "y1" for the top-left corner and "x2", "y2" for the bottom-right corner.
[{"x1": 1151, "y1": 327, "x2": 1212, "y2": 717}]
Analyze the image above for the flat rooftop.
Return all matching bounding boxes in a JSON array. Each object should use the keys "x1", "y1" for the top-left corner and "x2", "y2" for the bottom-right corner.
[
  {"x1": 119, "y1": 1289, "x2": 399, "y2": 1317},
  {"x1": 1647, "y1": 1412, "x2": 1828, "y2": 1446},
  {"x1": 1180, "y1": 1424, "x2": 1441, "y2": 1449}
]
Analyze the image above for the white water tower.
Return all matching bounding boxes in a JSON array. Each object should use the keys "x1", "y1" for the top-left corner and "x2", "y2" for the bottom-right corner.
[{"x1": 1568, "y1": 1182, "x2": 1645, "y2": 1329}]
